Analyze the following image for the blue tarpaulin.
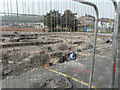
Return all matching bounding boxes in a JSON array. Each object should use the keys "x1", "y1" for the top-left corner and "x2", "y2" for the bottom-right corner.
[
  {"x1": 83, "y1": 27, "x2": 92, "y2": 32},
  {"x1": 83, "y1": 27, "x2": 101, "y2": 32}
]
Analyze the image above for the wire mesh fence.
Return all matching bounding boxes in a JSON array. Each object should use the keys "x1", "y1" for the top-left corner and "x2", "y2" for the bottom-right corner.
[{"x1": 0, "y1": 0, "x2": 119, "y2": 89}]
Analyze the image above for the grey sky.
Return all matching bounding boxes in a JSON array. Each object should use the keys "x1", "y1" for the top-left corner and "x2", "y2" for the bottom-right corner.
[{"x1": 0, "y1": 0, "x2": 120, "y2": 19}]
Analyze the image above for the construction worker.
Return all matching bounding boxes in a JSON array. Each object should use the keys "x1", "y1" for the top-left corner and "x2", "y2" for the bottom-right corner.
[
  {"x1": 103, "y1": 38, "x2": 110, "y2": 43},
  {"x1": 58, "y1": 54, "x2": 68, "y2": 63},
  {"x1": 70, "y1": 51, "x2": 76, "y2": 60}
]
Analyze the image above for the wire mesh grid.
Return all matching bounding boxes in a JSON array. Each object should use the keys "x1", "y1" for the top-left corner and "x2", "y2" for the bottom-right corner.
[{"x1": 0, "y1": 0, "x2": 119, "y2": 89}]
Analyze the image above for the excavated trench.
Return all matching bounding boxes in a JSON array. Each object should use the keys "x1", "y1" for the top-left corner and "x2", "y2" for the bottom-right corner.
[
  {"x1": 2, "y1": 41, "x2": 109, "y2": 80},
  {"x1": 1, "y1": 33, "x2": 113, "y2": 88},
  {"x1": 2, "y1": 49, "x2": 63, "y2": 79}
]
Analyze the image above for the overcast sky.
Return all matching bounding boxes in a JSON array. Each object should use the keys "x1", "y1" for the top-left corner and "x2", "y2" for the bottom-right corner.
[{"x1": 0, "y1": 0, "x2": 120, "y2": 19}]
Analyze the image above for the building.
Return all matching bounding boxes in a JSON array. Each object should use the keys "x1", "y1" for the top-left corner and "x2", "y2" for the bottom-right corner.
[
  {"x1": 78, "y1": 14, "x2": 95, "y2": 27},
  {"x1": 54, "y1": 25, "x2": 70, "y2": 32},
  {"x1": 98, "y1": 18, "x2": 114, "y2": 29},
  {"x1": 34, "y1": 22, "x2": 46, "y2": 29}
]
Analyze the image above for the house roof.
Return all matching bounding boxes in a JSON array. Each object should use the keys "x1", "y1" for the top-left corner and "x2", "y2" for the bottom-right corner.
[
  {"x1": 98, "y1": 18, "x2": 114, "y2": 22},
  {"x1": 78, "y1": 14, "x2": 95, "y2": 21}
]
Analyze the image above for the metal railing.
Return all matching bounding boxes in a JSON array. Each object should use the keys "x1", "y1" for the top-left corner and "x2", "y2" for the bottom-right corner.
[
  {"x1": 111, "y1": 0, "x2": 119, "y2": 88},
  {"x1": 0, "y1": 0, "x2": 119, "y2": 89},
  {"x1": 118, "y1": 1, "x2": 120, "y2": 89},
  {"x1": 73, "y1": 0, "x2": 99, "y2": 88}
]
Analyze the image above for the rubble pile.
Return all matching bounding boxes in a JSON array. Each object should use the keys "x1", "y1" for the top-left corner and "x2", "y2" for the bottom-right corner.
[
  {"x1": 82, "y1": 43, "x2": 93, "y2": 50},
  {"x1": 72, "y1": 41, "x2": 84, "y2": 45},
  {"x1": 30, "y1": 77, "x2": 72, "y2": 88},
  {"x1": 2, "y1": 49, "x2": 30, "y2": 66},
  {"x1": 58, "y1": 44, "x2": 70, "y2": 50},
  {"x1": 2, "y1": 48, "x2": 63, "y2": 79},
  {"x1": 77, "y1": 43, "x2": 93, "y2": 51},
  {"x1": 2, "y1": 49, "x2": 51, "y2": 79}
]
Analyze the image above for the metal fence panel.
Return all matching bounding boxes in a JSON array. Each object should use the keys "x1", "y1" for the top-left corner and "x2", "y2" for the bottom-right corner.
[
  {"x1": 0, "y1": 0, "x2": 119, "y2": 89},
  {"x1": 118, "y1": 1, "x2": 120, "y2": 89}
]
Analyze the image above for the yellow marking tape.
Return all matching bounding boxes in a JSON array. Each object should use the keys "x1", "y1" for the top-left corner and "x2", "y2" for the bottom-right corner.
[
  {"x1": 2, "y1": 66, "x2": 98, "y2": 90},
  {"x1": 45, "y1": 68, "x2": 97, "y2": 90}
]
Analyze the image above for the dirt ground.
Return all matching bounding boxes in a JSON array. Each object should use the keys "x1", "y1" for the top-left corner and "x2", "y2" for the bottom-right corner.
[{"x1": 1, "y1": 32, "x2": 118, "y2": 88}]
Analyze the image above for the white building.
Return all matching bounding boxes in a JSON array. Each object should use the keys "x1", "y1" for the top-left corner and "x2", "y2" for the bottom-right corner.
[
  {"x1": 98, "y1": 18, "x2": 114, "y2": 29},
  {"x1": 34, "y1": 22, "x2": 46, "y2": 29},
  {"x1": 78, "y1": 14, "x2": 95, "y2": 27}
]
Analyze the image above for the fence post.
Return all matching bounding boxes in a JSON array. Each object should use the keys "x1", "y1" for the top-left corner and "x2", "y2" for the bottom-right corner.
[
  {"x1": 72, "y1": 0, "x2": 99, "y2": 89},
  {"x1": 0, "y1": 14, "x2": 2, "y2": 90},
  {"x1": 111, "y1": 0, "x2": 119, "y2": 88},
  {"x1": 118, "y1": 1, "x2": 120, "y2": 89}
]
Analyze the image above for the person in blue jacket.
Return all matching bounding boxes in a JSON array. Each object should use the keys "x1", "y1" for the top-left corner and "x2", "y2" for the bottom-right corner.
[{"x1": 70, "y1": 51, "x2": 76, "y2": 60}]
